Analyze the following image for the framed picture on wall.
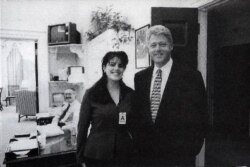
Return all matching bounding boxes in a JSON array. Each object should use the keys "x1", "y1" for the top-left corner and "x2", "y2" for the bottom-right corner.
[{"x1": 135, "y1": 24, "x2": 150, "y2": 69}]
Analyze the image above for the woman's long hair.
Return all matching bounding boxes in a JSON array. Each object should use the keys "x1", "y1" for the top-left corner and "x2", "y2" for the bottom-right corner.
[{"x1": 90, "y1": 51, "x2": 129, "y2": 104}]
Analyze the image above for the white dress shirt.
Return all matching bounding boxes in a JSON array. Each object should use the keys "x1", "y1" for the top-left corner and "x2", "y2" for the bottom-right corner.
[
  {"x1": 150, "y1": 58, "x2": 173, "y2": 101},
  {"x1": 52, "y1": 99, "x2": 81, "y2": 133}
]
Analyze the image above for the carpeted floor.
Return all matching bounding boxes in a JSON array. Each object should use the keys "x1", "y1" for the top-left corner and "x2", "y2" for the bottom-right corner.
[{"x1": 0, "y1": 105, "x2": 37, "y2": 167}]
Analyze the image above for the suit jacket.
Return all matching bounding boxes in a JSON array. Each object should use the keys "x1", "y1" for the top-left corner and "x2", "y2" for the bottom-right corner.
[
  {"x1": 76, "y1": 78, "x2": 134, "y2": 163},
  {"x1": 131, "y1": 61, "x2": 208, "y2": 164}
]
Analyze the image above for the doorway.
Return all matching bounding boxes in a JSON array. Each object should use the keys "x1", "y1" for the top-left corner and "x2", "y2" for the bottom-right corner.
[
  {"x1": 206, "y1": 0, "x2": 250, "y2": 166},
  {"x1": 0, "y1": 39, "x2": 38, "y2": 110},
  {"x1": 214, "y1": 44, "x2": 250, "y2": 139},
  {"x1": 206, "y1": 44, "x2": 250, "y2": 167}
]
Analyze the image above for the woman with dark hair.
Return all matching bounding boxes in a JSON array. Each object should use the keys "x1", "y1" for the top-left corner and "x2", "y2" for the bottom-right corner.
[{"x1": 76, "y1": 51, "x2": 135, "y2": 167}]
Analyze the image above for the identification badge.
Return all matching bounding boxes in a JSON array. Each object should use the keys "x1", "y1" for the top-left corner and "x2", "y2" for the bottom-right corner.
[{"x1": 119, "y1": 112, "x2": 126, "y2": 125}]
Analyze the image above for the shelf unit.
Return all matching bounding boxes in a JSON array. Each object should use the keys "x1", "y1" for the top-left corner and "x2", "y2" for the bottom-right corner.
[{"x1": 48, "y1": 44, "x2": 85, "y2": 106}]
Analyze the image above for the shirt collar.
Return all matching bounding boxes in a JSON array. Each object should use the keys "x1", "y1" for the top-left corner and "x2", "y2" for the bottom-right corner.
[
  {"x1": 64, "y1": 99, "x2": 77, "y2": 107},
  {"x1": 153, "y1": 58, "x2": 173, "y2": 76},
  {"x1": 70, "y1": 99, "x2": 78, "y2": 106}
]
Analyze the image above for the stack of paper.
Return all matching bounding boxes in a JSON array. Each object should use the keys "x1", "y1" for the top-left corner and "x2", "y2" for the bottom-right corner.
[{"x1": 9, "y1": 138, "x2": 38, "y2": 151}]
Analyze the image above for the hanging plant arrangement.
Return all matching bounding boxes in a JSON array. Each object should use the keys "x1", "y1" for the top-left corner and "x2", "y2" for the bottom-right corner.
[{"x1": 86, "y1": 6, "x2": 133, "y2": 44}]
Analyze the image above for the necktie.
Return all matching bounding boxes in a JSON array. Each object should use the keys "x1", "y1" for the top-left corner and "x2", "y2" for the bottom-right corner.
[
  {"x1": 151, "y1": 69, "x2": 162, "y2": 123},
  {"x1": 58, "y1": 103, "x2": 70, "y2": 122}
]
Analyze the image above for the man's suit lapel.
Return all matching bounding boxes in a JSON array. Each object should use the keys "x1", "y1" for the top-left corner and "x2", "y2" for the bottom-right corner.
[
  {"x1": 144, "y1": 67, "x2": 154, "y2": 122},
  {"x1": 156, "y1": 62, "x2": 179, "y2": 121},
  {"x1": 145, "y1": 67, "x2": 154, "y2": 98}
]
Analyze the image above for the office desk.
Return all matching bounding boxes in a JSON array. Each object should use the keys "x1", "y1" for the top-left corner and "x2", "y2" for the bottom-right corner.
[{"x1": 4, "y1": 132, "x2": 79, "y2": 167}]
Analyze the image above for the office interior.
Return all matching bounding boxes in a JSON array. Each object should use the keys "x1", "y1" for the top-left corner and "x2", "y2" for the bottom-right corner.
[{"x1": 1, "y1": 0, "x2": 250, "y2": 166}]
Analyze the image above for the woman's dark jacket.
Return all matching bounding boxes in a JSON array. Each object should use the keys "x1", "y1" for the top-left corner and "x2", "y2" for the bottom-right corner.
[{"x1": 76, "y1": 78, "x2": 134, "y2": 163}]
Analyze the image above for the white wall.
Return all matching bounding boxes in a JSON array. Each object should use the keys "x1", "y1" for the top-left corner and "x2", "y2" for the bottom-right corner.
[
  {"x1": 0, "y1": 41, "x2": 3, "y2": 88},
  {"x1": 198, "y1": 10, "x2": 207, "y2": 86},
  {"x1": 1, "y1": 0, "x2": 202, "y2": 32}
]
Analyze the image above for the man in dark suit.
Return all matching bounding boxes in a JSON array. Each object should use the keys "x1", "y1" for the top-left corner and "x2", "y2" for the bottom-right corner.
[{"x1": 131, "y1": 25, "x2": 208, "y2": 166}]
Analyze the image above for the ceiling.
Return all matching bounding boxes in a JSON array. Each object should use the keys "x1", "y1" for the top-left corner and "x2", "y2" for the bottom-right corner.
[
  {"x1": 181, "y1": 0, "x2": 229, "y2": 8},
  {"x1": 178, "y1": 0, "x2": 217, "y2": 7},
  {"x1": 0, "y1": 0, "x2": 230, "y2": 12},
  {"x1": 0, "y1": 0, "x2": 224, "y2": 7}
]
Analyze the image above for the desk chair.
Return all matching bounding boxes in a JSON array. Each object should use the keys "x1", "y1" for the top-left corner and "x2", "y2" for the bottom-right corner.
[{"x1": 0, "y1": 88, "x2": 3, "y2": 111}]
